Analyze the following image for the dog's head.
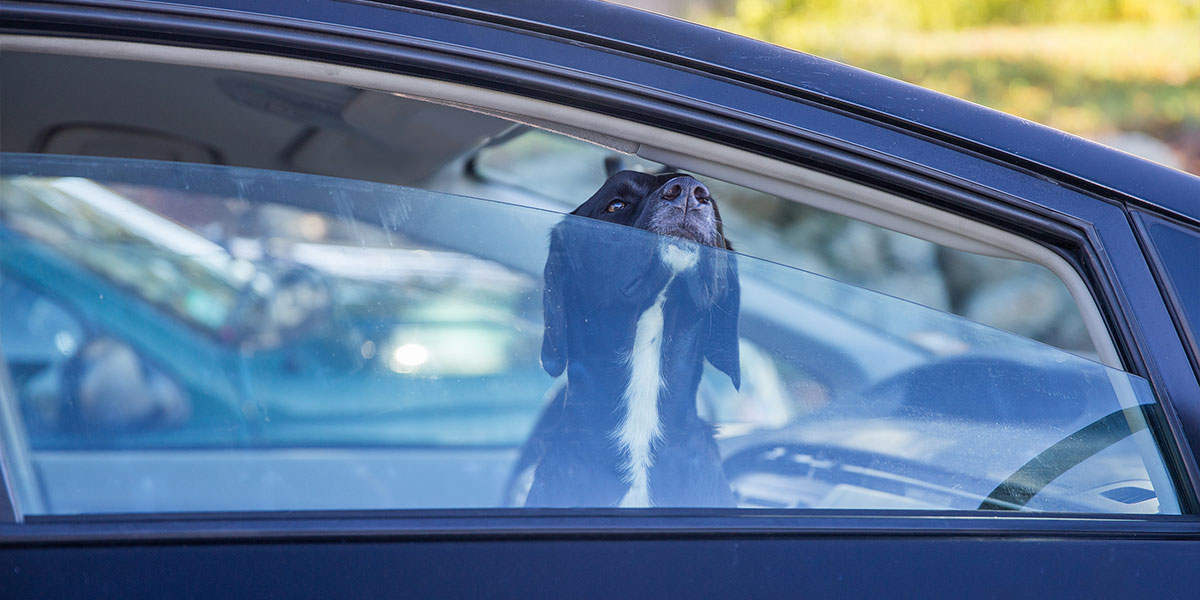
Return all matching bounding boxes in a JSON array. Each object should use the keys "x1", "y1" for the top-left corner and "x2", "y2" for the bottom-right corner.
[
  {"x1": 566, "y1": 170, "x2": 734, "y2": 251},
  {"x1": 540, "y1": 170, "x2": 741, "y2": 388}
]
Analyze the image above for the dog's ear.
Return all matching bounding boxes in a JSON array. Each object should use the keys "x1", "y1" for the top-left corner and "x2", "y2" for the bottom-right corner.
[
  {"x1": 540, "y1": 225, "x2": 569, "y2": 377},
  {"x1": 711, "y1": 197, "x2": 735, "y2": 253},
  {"x1": 704, "y1": 250, "x2": 741, "y2": 390}
]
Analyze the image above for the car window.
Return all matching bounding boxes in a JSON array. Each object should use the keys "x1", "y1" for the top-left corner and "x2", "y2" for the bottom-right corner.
[
  {"x1": 1137, "y1": 214, "x2": 1200, "y2": 372},
  {"x1": 0, "y1": 154, "x2": 1180, "y2": 515}
]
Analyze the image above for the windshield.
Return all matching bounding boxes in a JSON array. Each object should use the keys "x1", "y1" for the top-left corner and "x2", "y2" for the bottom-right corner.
[{"x1": 0, "y1": 154, "x2": 1180, "y2": 515}]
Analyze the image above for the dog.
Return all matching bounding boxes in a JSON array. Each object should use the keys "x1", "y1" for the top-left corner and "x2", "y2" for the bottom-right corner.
[{"x1": 519, "y1": 170, "x2": 740, "y2": 508}]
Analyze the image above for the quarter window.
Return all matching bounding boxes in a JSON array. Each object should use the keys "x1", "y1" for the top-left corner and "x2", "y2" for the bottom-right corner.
[{"x1": 1138, "y1": 214, "x2": 1200, "y2": 372}]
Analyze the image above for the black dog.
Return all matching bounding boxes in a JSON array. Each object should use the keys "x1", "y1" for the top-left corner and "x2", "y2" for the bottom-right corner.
[{"x1": 519, "y1": 170, "x2": 740, "y2": 508}]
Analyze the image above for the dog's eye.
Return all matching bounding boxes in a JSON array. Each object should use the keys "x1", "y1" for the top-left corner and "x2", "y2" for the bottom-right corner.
[{"x1": 605, "y1": 200, "x2": 628, "y2": 213}]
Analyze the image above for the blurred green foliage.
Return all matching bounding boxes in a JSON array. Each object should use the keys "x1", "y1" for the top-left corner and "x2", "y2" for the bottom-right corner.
[
  {"x1": 692, "y1": 0, "x2": 1200, "y2": 171},
  {"x1": 708, "y1": 0, "x2": 1198, "y2": 30}
]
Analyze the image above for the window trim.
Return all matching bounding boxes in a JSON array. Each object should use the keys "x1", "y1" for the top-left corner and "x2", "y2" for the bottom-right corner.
[{"x1": 5, "y1": 509, "x2": 1200, "y2": 545}]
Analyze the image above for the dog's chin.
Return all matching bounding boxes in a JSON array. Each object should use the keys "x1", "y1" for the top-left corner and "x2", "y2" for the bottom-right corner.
[
  {"x1": 658, "y1": 228, "x2": 697, "y2": 244},
  {"x1": 652, "y1": 223, "x2": 720, "y2": 248}
]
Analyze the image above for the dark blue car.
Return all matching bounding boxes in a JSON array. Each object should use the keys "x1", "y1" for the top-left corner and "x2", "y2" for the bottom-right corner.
[{"x1": 1, "y1": 0, "x2": 1198, "y2": 596}]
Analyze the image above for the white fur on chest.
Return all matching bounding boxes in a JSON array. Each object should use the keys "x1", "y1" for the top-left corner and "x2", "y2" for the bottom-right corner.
[{"x1": 613, "y1": 242, "x2": 699, "y2": 507}]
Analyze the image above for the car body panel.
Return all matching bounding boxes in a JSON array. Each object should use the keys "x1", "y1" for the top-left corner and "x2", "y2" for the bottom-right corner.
[{"x1": 3, "y1": 519, "x2": 1200, "y2": 597}]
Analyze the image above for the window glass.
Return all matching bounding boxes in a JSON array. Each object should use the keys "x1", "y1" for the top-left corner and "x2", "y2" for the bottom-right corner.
[
  {"x1": 0, "y1": 154, "x2": 1179, "y2": 514},
  {"x1": 1139, "y1": 214, "x2": 1200, "y2": 370},
  {"x1": 474, "y1": 129, "x2": 1097, "y2": 359}
]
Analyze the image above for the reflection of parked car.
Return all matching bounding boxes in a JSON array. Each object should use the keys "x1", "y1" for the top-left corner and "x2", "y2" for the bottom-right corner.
[{"x1": 2, "y1": 0, "x2": 1198, "y2": 596}]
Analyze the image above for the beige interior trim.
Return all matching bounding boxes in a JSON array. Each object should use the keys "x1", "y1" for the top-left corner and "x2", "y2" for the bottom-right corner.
[{"x1": 0, "y1": 35, "x2": 1121, "y2": 367}]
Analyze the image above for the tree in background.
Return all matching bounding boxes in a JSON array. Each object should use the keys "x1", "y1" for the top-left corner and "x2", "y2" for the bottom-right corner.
[{"x1": 615, "y1": 0, "x2": 1200, "y2": 173}]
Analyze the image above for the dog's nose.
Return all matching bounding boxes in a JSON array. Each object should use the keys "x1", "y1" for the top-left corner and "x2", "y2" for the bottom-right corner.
[{"x1": 660, "y1": 177, "x2": 709, "y2": 211}]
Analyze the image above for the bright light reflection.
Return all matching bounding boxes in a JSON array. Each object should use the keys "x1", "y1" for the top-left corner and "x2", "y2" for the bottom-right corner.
[{"x1": 390, "y1": 343, "x2": 430, "y2": 372}]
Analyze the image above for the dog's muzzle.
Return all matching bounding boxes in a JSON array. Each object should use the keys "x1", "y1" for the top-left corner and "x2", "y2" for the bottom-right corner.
[{"x1": 648, "y1": 176, "x2": 720, "y2": 247}]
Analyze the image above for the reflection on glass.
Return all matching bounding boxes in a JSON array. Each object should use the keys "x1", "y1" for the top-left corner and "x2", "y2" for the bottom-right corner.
[
  {"x1": 0, "y1": 154, "x2": 1180, "y2": 515},
  {"x1": 473, "y1": 128, "x2": 1097, "y2": 358}
]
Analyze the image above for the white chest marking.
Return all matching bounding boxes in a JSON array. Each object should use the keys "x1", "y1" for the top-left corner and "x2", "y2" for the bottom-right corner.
[
  {"x1": 614, "y1": 242, "x2": 699, "y2": 508},
  {"x1": 660, "y1": 242, "x2": 699, "y2": 273}
]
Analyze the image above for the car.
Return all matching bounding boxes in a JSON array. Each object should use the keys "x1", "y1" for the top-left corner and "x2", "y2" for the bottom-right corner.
[{"x1": 1, "y1": 0, "x2": 1198, "y2": 596}]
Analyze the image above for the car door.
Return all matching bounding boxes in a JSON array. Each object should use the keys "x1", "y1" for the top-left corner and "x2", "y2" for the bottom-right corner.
[{"x1": 2, "y1": 0, "x2": 1198, "y2": 596}]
